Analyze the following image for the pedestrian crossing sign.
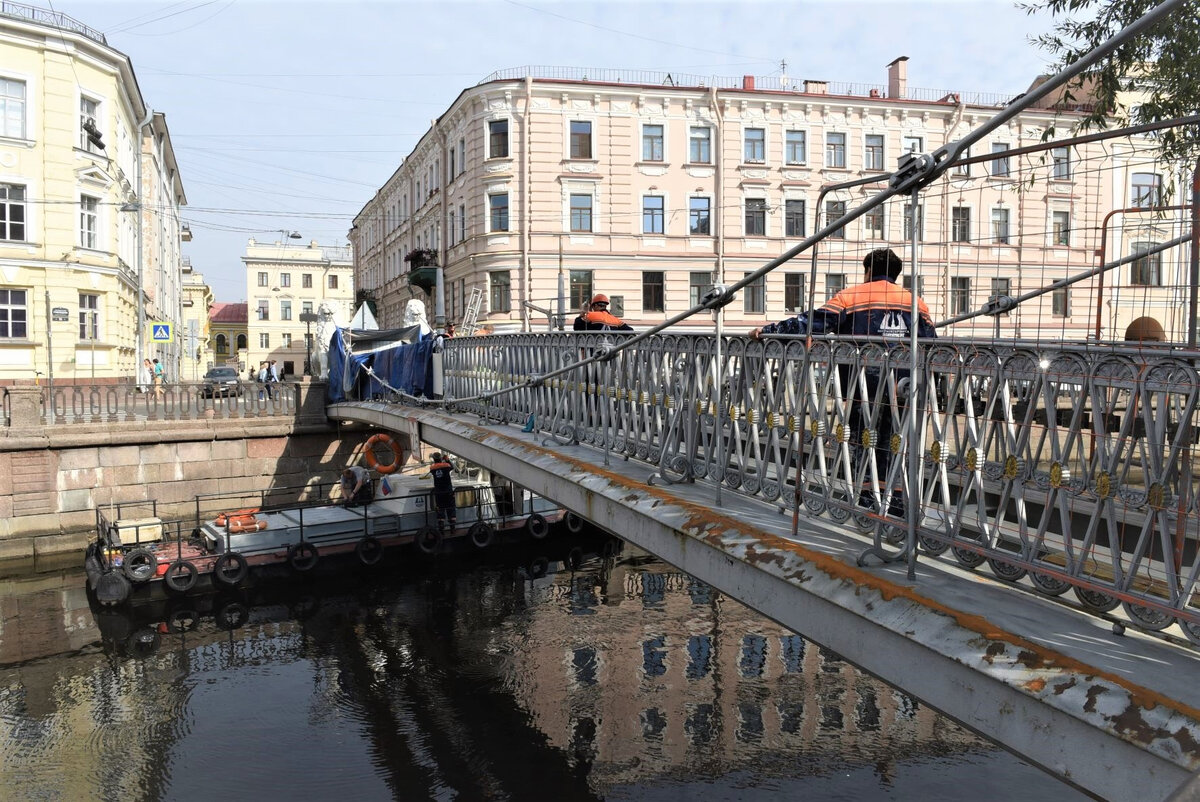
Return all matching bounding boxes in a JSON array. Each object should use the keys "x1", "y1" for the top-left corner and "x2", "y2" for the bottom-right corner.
[{"x1": 151, "y1": 322, "x2": 173, "y2": 343}]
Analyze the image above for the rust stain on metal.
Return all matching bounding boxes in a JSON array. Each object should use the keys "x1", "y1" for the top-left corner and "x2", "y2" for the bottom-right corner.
[
  {"x1": 1084, "y1": 685, "x2": 1105, "y2": 713},
  {"x1": 1026, "y1": 678, "x2": 1047, "y2": 693},
  {"x1": 418, "y1": 412, "x2": 1200, "y2": 737}
]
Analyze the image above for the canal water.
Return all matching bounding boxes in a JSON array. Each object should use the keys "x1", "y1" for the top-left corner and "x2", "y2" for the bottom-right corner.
[{"x1": 0, "y1": 530, "x2": 1087, "y2": 801}]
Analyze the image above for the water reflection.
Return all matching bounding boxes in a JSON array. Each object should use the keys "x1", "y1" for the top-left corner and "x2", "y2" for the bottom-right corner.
[{"x1": 0, "y1": 529, "x2": 1087, "y2": 801}]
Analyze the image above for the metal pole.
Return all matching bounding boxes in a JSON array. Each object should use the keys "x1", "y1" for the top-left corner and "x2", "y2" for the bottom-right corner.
[
  {"x1": 1188, "y1": 159, "x2": 1200, "y2": 348},
  {"x1": 714, "y1": 296, "x2": 724, "y2": 507},
  {"x1": 44, "y1": 291, "x2": 53, "y2": 400},
  {"x1": 907, "y1": 187, "x2": 921, "y2": 580}
]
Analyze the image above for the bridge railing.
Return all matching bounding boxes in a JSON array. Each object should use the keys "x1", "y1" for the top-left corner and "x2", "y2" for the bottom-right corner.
[
  {"x1": 438, "y1": 329, "x2": 1200, "y2": 644},
  {"x1": 31, "y1": 381, "x2": 297, "y2": 424}
]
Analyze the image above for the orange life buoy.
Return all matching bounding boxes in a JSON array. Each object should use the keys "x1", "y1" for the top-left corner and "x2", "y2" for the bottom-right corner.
[
  {"x1": 228, "y1": 516, "x2": 267, "y2": 533},
  {"x1": 363, "y1": 433, "x2": 403, "y2": 474},
  {"x1": 215, "y1": 507, "x2": 260, "y2": 527}
]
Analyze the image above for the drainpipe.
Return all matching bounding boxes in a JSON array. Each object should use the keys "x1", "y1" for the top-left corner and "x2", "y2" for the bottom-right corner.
[
  {"x1": 133, "y1": 107, "x2": 153, "y2": 377},
  {"x1": 1188, "y1": 160, "x2": 1200, "y2": 347},
  {"x1": 522, "y1": 75, "x2": 533, "y2": 332},
  {"x1": 710, "y1": 87, "x2": 724, "y2": 289}
]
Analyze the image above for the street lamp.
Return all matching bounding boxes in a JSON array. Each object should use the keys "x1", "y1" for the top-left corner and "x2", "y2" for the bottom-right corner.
[
  {"x1": 299, "y1": 311, "x2": 318, "y2": 376},
  {"x1": 279, "y1": 230, "x2": 302, "y2": 242}
]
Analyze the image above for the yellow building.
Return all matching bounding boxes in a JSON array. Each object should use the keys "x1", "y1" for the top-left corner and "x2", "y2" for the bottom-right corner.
[
  {"x1": 180, "y1": 256, "x2": 213, "y2": 383},
  {"x1": 0, "y1": 5, "x2": 186, "y2": 386},
  {"x1": 242, "y1": 237, "x2": 355, "y2": 379}
]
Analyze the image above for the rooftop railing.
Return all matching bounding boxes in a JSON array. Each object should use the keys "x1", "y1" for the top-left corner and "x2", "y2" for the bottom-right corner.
[{"x1": 0, "y1": 1, "x2": 107, "y2": 45}]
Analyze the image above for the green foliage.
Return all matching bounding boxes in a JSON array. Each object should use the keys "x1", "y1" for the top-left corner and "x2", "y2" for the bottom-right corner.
[{"x1": 1021, "y1": 0, "x2": 1200, "y2": 162}]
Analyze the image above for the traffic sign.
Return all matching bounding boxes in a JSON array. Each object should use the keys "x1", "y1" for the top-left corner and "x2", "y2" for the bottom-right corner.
[
  {"x1": 51, "y1": 307, "x2": 70, "y2": 322},
  {"x1": 151, "y1": 322, "x2": 174, "y2": 343}
]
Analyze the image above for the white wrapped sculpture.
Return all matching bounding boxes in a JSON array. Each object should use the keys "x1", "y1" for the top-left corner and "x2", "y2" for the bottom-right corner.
[
  {"x1": 311, "y1": 302, "x2": 344, "y2": 380},
  {"x1": 403, "y1": 298, "x2": 433, "y2": 336}
]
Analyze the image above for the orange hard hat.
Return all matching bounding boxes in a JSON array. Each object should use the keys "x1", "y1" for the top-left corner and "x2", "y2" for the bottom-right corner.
[{"x1": 590, "y1": 294, "x2": 609, "y2": 305}]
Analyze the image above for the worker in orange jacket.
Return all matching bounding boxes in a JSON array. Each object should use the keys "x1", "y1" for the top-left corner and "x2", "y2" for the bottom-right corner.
[{"x1": 573, "y1": 294, "x2": 633, "y2": 331}]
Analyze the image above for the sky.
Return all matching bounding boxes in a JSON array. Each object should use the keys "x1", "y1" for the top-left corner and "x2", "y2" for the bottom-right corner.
[{"x1": 56, "y1": 0, "x2": 1066, "y2": 303}]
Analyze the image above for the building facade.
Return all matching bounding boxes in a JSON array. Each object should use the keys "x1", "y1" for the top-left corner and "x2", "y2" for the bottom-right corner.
[
  {"x1": 350, "y1": 63, "x2": 1184, "y2": 343},
  {"x1": 179, "y1": 256, "x2": 212, "y2": 383},
  {"x1": 208, "y1": 302, "x2": 247, "y2": 374},
  {"x1": 0, "y1": 4, "x2": 187, "y2": 385},
  {"x1": 241, "y1": 237, "x2": 354, "y2": 379}
]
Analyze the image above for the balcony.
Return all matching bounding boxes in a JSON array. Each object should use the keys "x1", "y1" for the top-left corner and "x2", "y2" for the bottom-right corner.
[{"x1": 404, "y1": 249, "x2": 439, "y2": 295}]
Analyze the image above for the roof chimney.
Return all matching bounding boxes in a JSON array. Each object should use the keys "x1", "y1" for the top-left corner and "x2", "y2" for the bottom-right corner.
[
  {"x1": 887, "y1": 56, "x2": 909, "y2": 99},
  {"x1": 803, "y1": 79, "x2": 828, "y2": 95},
  {"x1": 742, "y1": 75, "x2": 755, "y2": 90}
]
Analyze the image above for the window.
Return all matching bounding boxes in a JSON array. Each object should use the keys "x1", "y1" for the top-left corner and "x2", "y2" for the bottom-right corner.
[
  {"x1": 825, "y1": 132, "x2": 846, "y2": 168},
  {"x1": 951, "y1": 206, "x2": 971, "y2": 242},
  {"x1": 991, "y1": 208, "x2": 1011, "y2": 244},
  {"x1": 743, "y1": 273, "x2": 765, "y2": 314},
  {"x1": 855, "y1": 204, "x2": 882, "y2": 239},
  {"x1": 608, "y1": 295, "x2": 625, "y2": 317},
  {"x1": 449, "y1": 147, "x2": 455, "y2": 180},
  {"x1": 902, "y1": 135, "x2": 923, "y2": 154},
  {"x1": 903, "y1": 276, "x2": 926, "y2": 296},
  {"x1": 689, "y1": 197, "x2": 711, "y2": 235},
  {"x1": 237, "y1": 334, "x2": 247, "y2": 350},
  {"x1": 257, "y1": 272, "x2": 269, "y2": 287},
  {"x1": 785, "y1": 130, "x2": 806, "y2": 165},
  {"x1": 328, "y1": 275, "x2": 338, "y2": 289},
  {"x1": 864, "y1": 134, "x2": 884, "y2": 170},
  {"x1": 1131, "y1": 242, "x2": 1162, "y2": 285},
  {"x1": 302, "y1": 301, "x2": 313, "y2": 314},
  {"x1": 80, "y1": 96, "x2": 101, "y2": 153},
  {"x1": 990, "y1": 143, "x2": 1010, "y2": 177},
  {"x1": 256, "y1": 300, "x2": 269, "y2": 321},
  {"x1": 459, "y1": 203, "x2": 466, "y2": 241},
  {"x1": 1, "y1": 78, "x2": 25, "y2": 139},
  {"x1": 569, "y1": 194, "x2": 593, "y2": 232},
  {"x1": 1051, "y1": 147, "x2": 1071, "y2": 180},
  {"x1": 448, "y1": 209, "x2": 456, "y2": 245},
  {"x1": 0, "y1": 289, "x2": 27, "y2": 338},
  {"x1": 826, "y1": 200, "x2": 846, "y2": 238},
  {"x1": 785, "y1": 273, "x2": 806, "y2": 312},
  {"x1": 458, "y1": 138, "x2": 465, "y2": 174},
  {"x1": 79, "y1": 195, "x2": 99, "y2": 249},
  {"x1": 825, "y1": 273, "x2": 846, "y2": 300},
  {"x1": 991, "y1": 278, "x2": 1011, "y2": 297},
  {"x1": 282, "y1": 333, "x2": 292, "y2": 347},
  {"x1": 569, "y1": 270, "x2": 593, "y2": 310},
  {"x1": 0, "y1": 184, "x2": 25, "y2": 241},
  {"x1": 489, "y1": 193, "x2": 509, "y2": 231},
  {"x1": 280, "y1": 300, "x2": 292, "y2": 321},
  {"x1": 1052, "y1": 211, "x2": 1070, "y2": 246},
  {"x1": 951, "y1": 276, "x2": 971, "y2": 314},
  {"x1": 1132, "y1": 172, "x2": 1162, "y2": 207},
  {"x1": 490, "y1": 270, "x2": 512, "y2": 312},
  {"x1": 280, "y1": 273, "x2": 291, "y2": 288},
  {"x1": 569, "y1": 121, "x2": 592, "y2": 159},
  {"x1": 952, "y1": 147, "x2": 971, "y2": 176},
  {"x1": 689, "y1": 126, "x2": 711, "y2": 163},
  {"x1": 744, "y1": 128, "x2": 765, "y2": 163},
  {"x1": 689, "y1": 272, "x2": 710, "y2": 306},
  {"x1": 744, "y1": 198, "x2": 766, "y2": 236},
  {"x1": 488, "y1": 119, "x2": 509, "y2": 158},
  {"x1": 643, "y1": 195, "x2": 664, "y2": 234},
  {"x1": 260, "y1": 333, "x2": 270, "y2": 348},
  {"x1": 642, "y1": 124, "x2": 664, "y2": 161},
  {"x1": 902, "y1": 201, "x2": 921, "y2": 242},
  {"x1": 642, "y1": 271, "x2": 664, "y2": 312},
  {"x1": 785, "y1": 199, "x2": 806, "y2": 237},
  {"x1": 1052, "y1": 287, "x2": 1070, "y2": 317},
  {"x1": 79, "y1": 294, "x2": 99, "y2": 341},
  {"x1": 215, "y1": 333, "x2": 228, "y2": 355}
]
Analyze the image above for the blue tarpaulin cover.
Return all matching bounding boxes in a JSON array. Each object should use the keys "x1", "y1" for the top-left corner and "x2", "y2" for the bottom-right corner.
[{"x1": 325, "y1": 325, "x2": 433, "y2": 402}]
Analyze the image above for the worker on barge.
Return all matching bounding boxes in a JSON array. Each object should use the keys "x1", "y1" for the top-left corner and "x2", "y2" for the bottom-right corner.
[
  {"x1": 428, "y1": 453, "x2": 458, "y2": 531},
  {"x1": 340, "y1": 465, "x2": 375, "y2": 507}
]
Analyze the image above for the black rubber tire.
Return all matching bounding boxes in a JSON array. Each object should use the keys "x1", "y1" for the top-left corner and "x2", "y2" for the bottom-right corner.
[
  {"x1": 469, "y1": 522, "x2": 495, "y2": 549},
  {"x1": 123, "y1": 548, "x2": 158, "y2": 584},
  {"x1": 212, "y1": 552, "x2": 249, "y2": 587},
  {"x1": 527, "y1": 556, "x2": 549, "y2": 578},
  {"x1": 164, "y1": 560, "x2": 198, "y2": 593},
  {"x1": 167, "y1": 608, "x2": 200, "y2": 632},
  {"x1": 288, "y1": 542, "x2": 319, "y2": 572},
  {"x1": 566, "y1": 546, "x2": 584, "y2": 570},
  {"x1": 355, "y1": 536, "x2": 384, "y2": 566},
  {"x1": 215, "y1": 600, "x2": 249, "y2": 630},
  {"x1": 94, "y1": 570, "x2": 132, "y2": 606},
  {"x1": 526, "y1": 513, "x2": 550, "y2": 540},
  {"x1": 126, "y1": 628, "x2": 161, "y2": 657},
  {"x1": 416, "y1": 527, "x2": 442, "y2": 555},
  {"x1": 564, "y1": 512, "x2": 584, "y2": 533}
]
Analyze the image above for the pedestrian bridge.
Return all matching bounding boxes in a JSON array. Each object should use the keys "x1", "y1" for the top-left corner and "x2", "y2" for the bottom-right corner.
[{"x1": 328, "y1": 331, "x2": 1200, "y2": 802}]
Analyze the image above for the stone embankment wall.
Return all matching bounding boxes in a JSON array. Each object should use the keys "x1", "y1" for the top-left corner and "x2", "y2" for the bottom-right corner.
[{"x1": 0, "y1": 382, "x2": 393, "y2": 569}]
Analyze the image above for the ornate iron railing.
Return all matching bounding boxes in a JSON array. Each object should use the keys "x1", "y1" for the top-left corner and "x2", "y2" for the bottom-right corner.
[{"x1": 39, "y1": 382, "x2": 297, "y2": 423}]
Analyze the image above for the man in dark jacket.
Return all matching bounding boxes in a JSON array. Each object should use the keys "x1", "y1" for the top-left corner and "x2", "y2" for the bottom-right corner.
[
  {"x1": 573, "y1": 294, "x2": 633, "y2": 331},
  {"x1": 751, "y1": 249, "x2": 937, "y2": 516},
  {"x1": 428, "y1": 452, "x2": 457, "y2": 531}
]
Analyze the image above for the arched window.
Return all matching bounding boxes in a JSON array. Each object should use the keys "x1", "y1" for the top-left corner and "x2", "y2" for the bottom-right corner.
[
  {"x1": 236, "y1": 334, "x2": 247, "y2": 350},
  {"x1": 215, "y1": 333, "x2": 228, "y2": 354}
]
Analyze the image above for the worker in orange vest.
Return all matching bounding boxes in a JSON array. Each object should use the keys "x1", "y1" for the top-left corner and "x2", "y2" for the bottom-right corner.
[{"x1": 573, "y1": 294, "x2": 632, "y2": 331}]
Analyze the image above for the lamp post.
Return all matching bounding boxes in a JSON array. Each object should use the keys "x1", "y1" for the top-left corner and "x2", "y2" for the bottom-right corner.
[
  {"x1": 299, "y1": 311, "x2": 317, "y2": 376},
  {"x1": 120, "y1": 201, "x2": 143, "y2": 380}
]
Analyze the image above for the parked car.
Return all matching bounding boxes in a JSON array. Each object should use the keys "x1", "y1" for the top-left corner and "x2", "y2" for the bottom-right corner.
[{"x1": 201, "y1": 366, "x2": 242, "y2": 398}]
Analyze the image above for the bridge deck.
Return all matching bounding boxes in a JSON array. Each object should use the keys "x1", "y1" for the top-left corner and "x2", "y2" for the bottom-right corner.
[{"x1": 331, "y1": 401, "x2": 1200, "y2": 801}]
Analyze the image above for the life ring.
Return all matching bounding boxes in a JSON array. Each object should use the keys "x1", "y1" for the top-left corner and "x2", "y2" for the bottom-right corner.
[
  {"x1": 526, "y1": 513, "x2": 550, "y2": 540},
  {"x1": 164, "y1": 560, "x2": 198, "y2": 593},
  {"x1": 123, "y1": 548, "x2": 158, "y2": 584},
  {"x1": 228, "y1": 516, "x2": 267, "y2": 533},
  {"x1": 364, "y1": 433, "x2": 403, "y2": 475},
  {"x1": 215, "y1": 507, "x2": 260, "y2": 527},
  {"x1": 288, "y1": 542, "x2": 320, "y2": 572},
  {"x1": 213, "y1": 552, "x2": 249, "y2": 586},
  {"x1": 415, "y1": 526, "x2": 442, "y2": 555},
  {"x1": 468, "y1": 521, "x2": 495, "y2": 549},
  {"x1": 564, "y1": 512, "x2": 584, "y2": 534},
  {"x1": 355, "y1": 536, "x2": 384, "y2": 566}
]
